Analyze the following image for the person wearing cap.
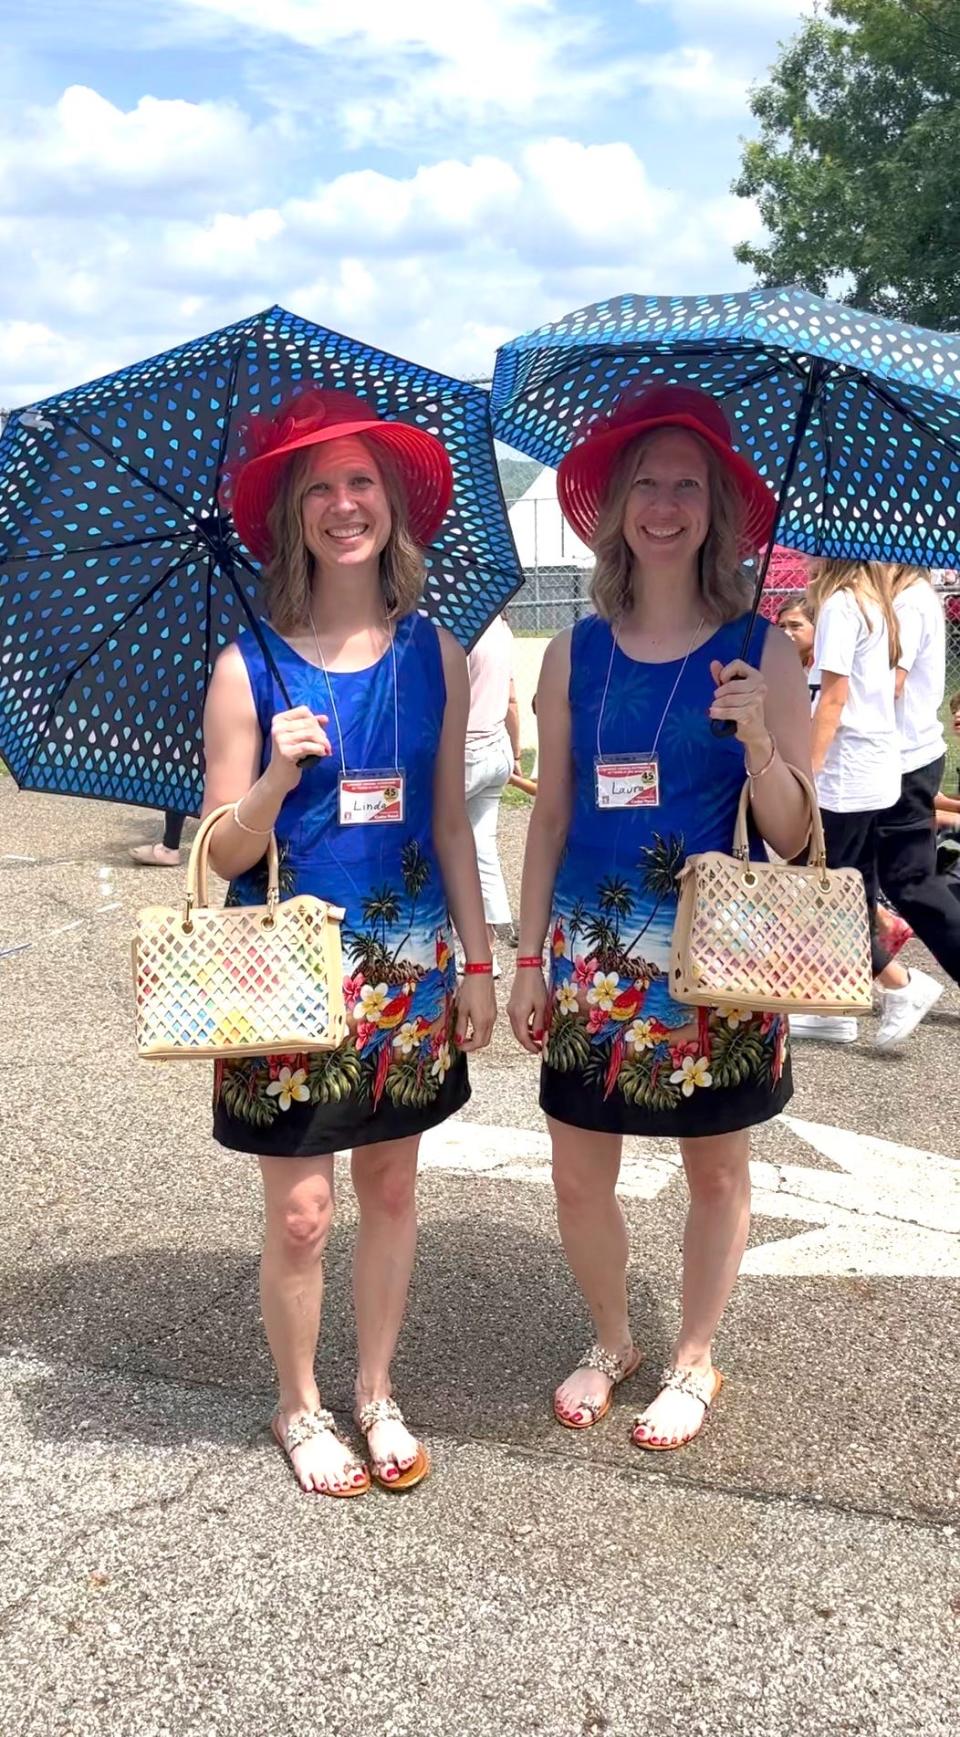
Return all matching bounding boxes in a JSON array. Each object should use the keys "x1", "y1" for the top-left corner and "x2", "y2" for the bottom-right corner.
[
  {"x1": 508, "y1": 385, "x2": 812, "y2": 1452},
  {"x1": 201, "y1": 389, "x2": 496, "y2": 1497}
]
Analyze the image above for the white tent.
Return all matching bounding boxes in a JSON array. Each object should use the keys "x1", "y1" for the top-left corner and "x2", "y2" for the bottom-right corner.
[{"x1": 507, "y1": 466, "x2": 593, "y2": 570}]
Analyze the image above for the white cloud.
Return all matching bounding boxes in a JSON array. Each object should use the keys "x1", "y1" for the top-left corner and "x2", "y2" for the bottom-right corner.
[
  {"x1": 637, "y1": 0, "x2": 813, "y2": 21},
  {"x1": 0, "y1": 124, "x2": 766, "y2": 407},
  {"x1": 0, "y1": 85, "x2": 270, "y2": 215},
  {"x1": 174, "y1": 0, "x2": 641, "y2": 143},
  {"x1": 632, "y1": 47, "x2": 749, "y2": 118}
]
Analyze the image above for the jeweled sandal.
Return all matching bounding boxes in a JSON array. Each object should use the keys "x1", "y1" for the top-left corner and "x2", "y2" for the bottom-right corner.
[
  {"x1": 271, "y1": 1407, "x2": 371, "y2": 1497},
  {"x1": 554, "y1": 1342, "x2": 643, "y2": 1431},
  {"x1": 631, "y1": 1364, "x2": 724, "y2": 1452},
  {"x1": 357, "y1": 1397, "x2": 430, "y2": 1491}
]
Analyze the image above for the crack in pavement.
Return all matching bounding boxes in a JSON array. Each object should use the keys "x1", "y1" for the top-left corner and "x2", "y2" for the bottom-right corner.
[
  {"x1": 0, "y1": 1447, "x2": 264, "y2": 1636},
  {"x1": 4, "y1": 1346, "x2": 955, "y2": 1548}
]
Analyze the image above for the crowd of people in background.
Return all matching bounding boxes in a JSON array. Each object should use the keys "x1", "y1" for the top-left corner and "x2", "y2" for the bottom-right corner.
[{"x1": 778, "y1": 562, "x2": 958, "y2": 1047}]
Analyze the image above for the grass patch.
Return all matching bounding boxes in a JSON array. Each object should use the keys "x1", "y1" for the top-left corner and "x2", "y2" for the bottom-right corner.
[{"x1": 500, "y1": 749, "x2": 537, "y2": 809}]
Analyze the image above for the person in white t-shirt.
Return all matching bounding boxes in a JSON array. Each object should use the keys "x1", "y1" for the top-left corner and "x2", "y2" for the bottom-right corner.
[
  {"x1": 462, "y1": 612, "x2": 520, "y2": 975},
  {"x1": 808, "y1": 560, "x2": 942, "y2": 1048},
  {"x1": 873, "y1": 568, "x2": 960, "y2": 993}
]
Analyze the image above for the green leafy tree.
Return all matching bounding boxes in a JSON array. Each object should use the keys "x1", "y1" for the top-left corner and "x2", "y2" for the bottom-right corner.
[{"x1": 733, "y1": 1, "x2": 960, "y2": 328}]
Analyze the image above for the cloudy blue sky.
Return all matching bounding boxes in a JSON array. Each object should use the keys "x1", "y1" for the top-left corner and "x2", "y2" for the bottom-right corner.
[{"x1": 0, "y1": 0, "x2": 814, "y2": 406}]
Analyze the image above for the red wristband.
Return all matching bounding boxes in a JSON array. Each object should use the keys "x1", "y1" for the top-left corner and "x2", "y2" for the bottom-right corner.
[
  {"x1": 463, "y1": 961, "x2": 493, "y2": 975},
  {"x1": 517, "y1": 955, "x2": 544, "y2": 969}
]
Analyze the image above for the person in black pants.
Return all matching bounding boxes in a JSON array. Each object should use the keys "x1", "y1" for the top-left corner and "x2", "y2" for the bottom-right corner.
[
  {"x1": 809, "y1": 559, "x2": 943, "y2": 1050},
  {"x1": 129, "y1": 810, "x2": 186, "y2": 867},
  {"x1": 876, "y1": 569, "x2": 960, "y2": 980}
]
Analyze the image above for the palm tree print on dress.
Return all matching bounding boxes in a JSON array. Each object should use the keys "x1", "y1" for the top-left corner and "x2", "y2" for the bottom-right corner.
[
  {"x1": 546, "y1": 833, "x2": 787, "y2": 1107},
  {"x1": 216, "y1": 833, "x2": 459, "y2": 1127}
]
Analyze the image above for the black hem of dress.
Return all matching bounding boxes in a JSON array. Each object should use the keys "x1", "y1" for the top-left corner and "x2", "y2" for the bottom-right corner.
[
  {"x1": 213, "y1": 1061, "x2": 471, "y2": 1158},
  {"x1": 539, "y1": 1063, "x2": 792, "y2": 1139}
]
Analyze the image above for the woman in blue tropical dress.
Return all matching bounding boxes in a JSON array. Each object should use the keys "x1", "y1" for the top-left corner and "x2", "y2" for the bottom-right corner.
[
  {"x1": 202, "y1": 390, "x2": 495, "y2": 1498},
  {"x1": 509, "y1": 385, "x2": 812, "y2": 1454}
]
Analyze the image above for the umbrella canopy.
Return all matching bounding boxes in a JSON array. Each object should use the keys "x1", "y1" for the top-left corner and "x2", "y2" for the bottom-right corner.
[
  {"x1": 491, "y1": 287, "x2": 960, "y2": 568},
  {"x1": 0, "y1": 305, "x2": 521, "y2": 812}
]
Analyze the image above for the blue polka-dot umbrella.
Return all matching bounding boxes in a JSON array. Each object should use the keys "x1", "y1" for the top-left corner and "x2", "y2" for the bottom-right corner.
[
  {"x1": 492, "y1": 285, "x2": 960, "y2": 647},
  {"x1": 0, "y1": 305, "x2": 521, "y2": 811}
]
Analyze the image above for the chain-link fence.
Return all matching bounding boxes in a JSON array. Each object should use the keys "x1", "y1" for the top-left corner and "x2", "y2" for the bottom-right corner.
[
  {"x1": 508, "y1": 569, "x2": 960, "y2": 781},
  {"x1": 941, "y1": 592, "x2": 960, "y2": 787},
  {"x1": 508, "y1": 566, "x2": 592, "y2": 634}
]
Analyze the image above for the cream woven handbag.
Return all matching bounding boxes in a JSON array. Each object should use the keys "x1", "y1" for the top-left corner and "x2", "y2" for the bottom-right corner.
[
  {"x1": 133, "y1": 805, "x2": 347, "y2": 1060},
  {"x1": 670, "y1": 768, "x2": 873, "y2": 1015}
]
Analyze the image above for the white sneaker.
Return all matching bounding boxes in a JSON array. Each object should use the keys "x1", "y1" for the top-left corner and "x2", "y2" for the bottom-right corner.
[
  {"x1": 788, "y1": 1014, "x2": 859, "y2": 1044},
  {"x1": 875, "y1": 968, "x2": 943, "y2": 1050}
]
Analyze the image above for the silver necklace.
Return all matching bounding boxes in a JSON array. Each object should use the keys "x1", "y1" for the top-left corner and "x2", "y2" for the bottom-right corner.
[
  {"x1": 307, "y1": 615, "x2": 401, "y2": 773},
  {"x1": 596, "y1": 615, "x2": 705, "y2": 761}
]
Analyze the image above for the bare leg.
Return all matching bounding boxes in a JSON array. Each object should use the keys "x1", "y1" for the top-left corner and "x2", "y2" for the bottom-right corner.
[
  {"x1": 549, "y1": 1116, "x2": 638, "y2": 1423},
  {"x1": 633, "y1": 1129, "x2": 751, "y2": 1447},
  {"x1": 351, "y1": 1135, "x2": 422, "y2": 1480},
  {"x1": 259, "y1": 1154, "x2": 364, "y2": 1493}
]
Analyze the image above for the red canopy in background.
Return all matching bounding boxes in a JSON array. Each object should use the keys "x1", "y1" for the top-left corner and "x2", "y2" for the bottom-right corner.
[
  {"x1": 756, "y1": 549, "x2": 960, "y2": 621},
  {"x1": 757, "y1": 545, "x2": 810, "y2": 619}
]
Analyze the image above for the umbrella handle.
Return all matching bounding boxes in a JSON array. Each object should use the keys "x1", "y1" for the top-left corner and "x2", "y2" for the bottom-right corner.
[{"x1": 711, "y1": 359, "x2": 825, "y2": 740}]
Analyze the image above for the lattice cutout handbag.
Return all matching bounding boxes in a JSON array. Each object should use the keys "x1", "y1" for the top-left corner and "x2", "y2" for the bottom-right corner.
[
  {"x1": 670, "y1": 768, "x2": 873, "y2": 1015},
  {"x1": 133, "y1": 805, "x2": 347, "y2": 1060}
]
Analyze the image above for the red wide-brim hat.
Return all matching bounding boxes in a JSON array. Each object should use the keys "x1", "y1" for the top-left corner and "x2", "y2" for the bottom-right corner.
[
  {"x1": 225, "y1": 389, "x2": 454, "y2": 562},
  {"x1": 557, "y1": 384, "x2": 777, "y2": 555}
]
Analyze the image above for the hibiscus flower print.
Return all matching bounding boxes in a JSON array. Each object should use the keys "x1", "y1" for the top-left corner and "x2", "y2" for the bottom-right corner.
[
  {"x1": 354, "y1": 1019, "x2": 379, "y2": 1051},
  {"x1": 266, "y1": 1066, "x2": 311, "y2": 1111},
  {"x1": 669, "y1": 1055, "x2": 713, "y2": 1097},
  {"x1": 669, "y1": 1039, "x2": 698, "y2": 1066},
  {"x1": 343, "y1": 971, "x2": 365, "y2": 1005},
  {"x1": 573, "y1": 954, "x2": 599, "y2": 989}
]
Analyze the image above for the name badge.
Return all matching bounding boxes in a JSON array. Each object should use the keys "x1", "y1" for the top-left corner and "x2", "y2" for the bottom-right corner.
[
  {"x1": 338, "y1": 771, "x2": 406, "y2": 826},
  {"x1": 594, "y1": 754, "x2": 660, "y2": 810}
]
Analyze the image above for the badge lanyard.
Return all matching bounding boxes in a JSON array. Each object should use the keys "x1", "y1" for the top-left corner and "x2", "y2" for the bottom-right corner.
[
  {"x1": 309, "y1": 618, "x2": 406, "y2": 826},
  {"x1": 594, "y1": 617, "x2": 704, "y2": 810}
]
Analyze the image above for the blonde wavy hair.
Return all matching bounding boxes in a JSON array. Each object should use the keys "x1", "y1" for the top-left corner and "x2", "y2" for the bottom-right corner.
[
  {"x1": 589, "y1": 432, "x2": 756, "y2": 624},
  {"x1": 886, "y1": 563, "x2": 934, "y2": 601},
  {"x1": 261, "y1": 440, "x2": 425, "y2": 634},
  {"x1": 807, "y1": 560, "x2": 902, "y2": 668}
]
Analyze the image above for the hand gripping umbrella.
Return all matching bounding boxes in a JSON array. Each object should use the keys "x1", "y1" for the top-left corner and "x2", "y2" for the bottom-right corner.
[
  {"x1": 491, "y1": 286, "x2": 960, "y2": 725},
  {"x1": 0, "y1": 305, "x2": 521, "y2": 811}
]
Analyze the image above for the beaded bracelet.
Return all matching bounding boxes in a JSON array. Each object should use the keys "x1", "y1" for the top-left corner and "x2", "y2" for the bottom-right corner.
[
  {"x1": 517, "y1": 956, "x2": 544, "y2": 969},
  {"x1": 462, "y1": 961, "x2": 493, "y2": 975},
  {"x1": 232, "y1": 798, "x2": 274, "y2": 836}
]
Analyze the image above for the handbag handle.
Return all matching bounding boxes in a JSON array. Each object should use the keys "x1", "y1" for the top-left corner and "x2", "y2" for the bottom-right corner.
[
  {"x1": 182, "y1": 804, "x2": 280, "y2": 930},
  {"x1": 732, "y1": 764, "x2": 827, "y2": 874}
]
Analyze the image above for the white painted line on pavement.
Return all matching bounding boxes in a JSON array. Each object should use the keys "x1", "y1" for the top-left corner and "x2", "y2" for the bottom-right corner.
[{"x1": 416, "y1": 1116, "x2": 960, "y2": 1278}]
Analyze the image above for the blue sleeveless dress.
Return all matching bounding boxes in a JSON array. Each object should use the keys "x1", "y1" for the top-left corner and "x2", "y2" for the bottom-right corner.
[
  {"x1": 541, "y1": 611, "x2": 792, "y2": 1138},
  {"x1": 213, "y1": 612, "x2": 469, "y2": 1157}
]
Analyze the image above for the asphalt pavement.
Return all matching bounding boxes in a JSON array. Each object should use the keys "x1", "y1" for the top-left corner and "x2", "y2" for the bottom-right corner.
[{"x1": 0, "y1": 783, "x2": 958, "y2": 1737}]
